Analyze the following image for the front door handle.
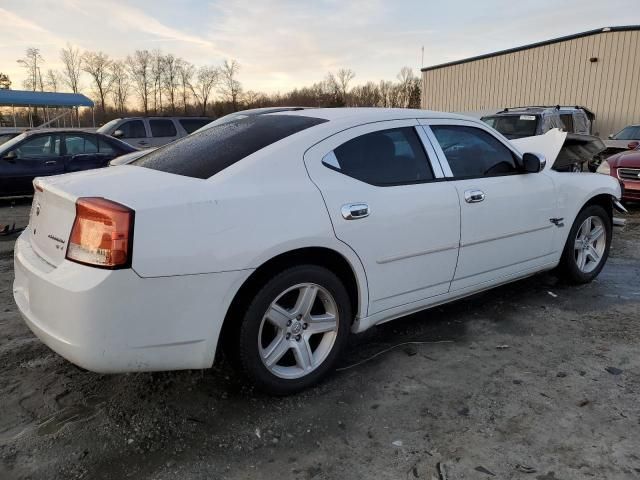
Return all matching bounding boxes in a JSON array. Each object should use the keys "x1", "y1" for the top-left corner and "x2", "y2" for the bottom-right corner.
[
  {"x1": 464, "y1": 190, "x2": 485, "y2": 203},
  {"x1": 44, "y1": 160, "x2": 57, "y2": 166},
  {"x1": 341, "y1": 203, "x2": 370, "y2": 220}
]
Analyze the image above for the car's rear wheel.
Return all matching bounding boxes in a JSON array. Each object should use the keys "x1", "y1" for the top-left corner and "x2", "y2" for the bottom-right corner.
[
  {"x1": 558, "y1": 204, "x2": 611, "y2": 283},
  {"x1": 237, "y1": 265, "x2": 351, "y2": 395}
]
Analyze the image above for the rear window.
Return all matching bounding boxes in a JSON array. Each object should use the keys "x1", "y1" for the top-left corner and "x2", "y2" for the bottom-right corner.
[
  {"x1": 481, "y1": 114, "x2": 539, "y2": 139},
  {"x1": 179, "y1": 118, "x2": 211, "y2": 133},
  {"x1": 131, "y1": 114, "x2": 328, "y2": 179}
]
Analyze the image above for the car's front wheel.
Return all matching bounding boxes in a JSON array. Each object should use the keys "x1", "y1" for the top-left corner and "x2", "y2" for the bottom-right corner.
[
  {"x1": 237, "y1": 265, "x2": 351, "y2": 395},
  {"x1": 559, "y1": 204, "x2": 612, "y2": 283}
]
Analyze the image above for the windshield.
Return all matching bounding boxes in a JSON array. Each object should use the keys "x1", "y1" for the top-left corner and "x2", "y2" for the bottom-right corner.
[
  {"x1": 481, "y1": 114, "x2": 539, "y2": 139},
  {"x1": 612, "y1": 125, "x2": 640, "y2": 140},
  {"x1": 132, "y1": 114, "x2": 327, "y2": 179},
  {"x1": 96, "y1": 119, "x2": 122, "y2": 134},
  {"x1": 0, "y1": 133, "x2": 27, "y2": 153}
]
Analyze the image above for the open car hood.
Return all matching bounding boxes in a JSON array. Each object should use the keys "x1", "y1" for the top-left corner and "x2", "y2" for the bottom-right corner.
[
  {"x1": 511, "y1": 129, "x2": 605, "y2": 171},
  {"x1": 511, "y1": 129, "x2": 566, "y2": 171}
]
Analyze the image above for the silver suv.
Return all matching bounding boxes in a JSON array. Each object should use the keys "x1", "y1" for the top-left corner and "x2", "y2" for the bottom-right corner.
[
  {"x1": 481, "y1": 106, "x2": 594, "y2": 139},
  {"x1": 97, "y1": 117, "x2": 212, "y2": 149}
]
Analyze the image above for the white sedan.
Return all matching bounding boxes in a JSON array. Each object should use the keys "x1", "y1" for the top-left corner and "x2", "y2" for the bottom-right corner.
[{"x1": 13, "y1": 108, "x2": 621, "y2": 394}]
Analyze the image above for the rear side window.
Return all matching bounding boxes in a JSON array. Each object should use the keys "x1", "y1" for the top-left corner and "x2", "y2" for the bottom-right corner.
[
  {"x1": 149, "y1": 119, "x2": 177, "y2": 137},
  {"x1": 118, "y1": 120, "x2": 146, "y2": 138},
  {"x1": 179, "y1": 118, "x2": 211, "y2": 133},
  {"x1": 573, "y1": 113, "x2": 589, "y2": 133},
  {"x1": 132, "y1": 114, "x2": 328, "y2": 179},
  {"x1": 431, "y1": 125, "x2": 519, "y2": 178},
  {"x1": 65, "y1": 135, "x2": 98, "y2": 155},
  {"x1": 481, "y1": 115, "x2": 538, "y2": 139},
  {"x1": 98, "y1": 138, "x2": 116, "y2": 154},
  {"x1": 323, "y1": 127, "x2": 433, "y2": 186}
]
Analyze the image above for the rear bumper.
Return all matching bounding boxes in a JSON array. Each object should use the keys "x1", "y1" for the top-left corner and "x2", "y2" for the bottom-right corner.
[{"x1": 13, "y1": 232, "x2": 250, "y2": 373}]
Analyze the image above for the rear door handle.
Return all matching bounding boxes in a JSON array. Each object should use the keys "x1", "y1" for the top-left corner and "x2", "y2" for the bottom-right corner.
[
  {"x1": 464, "y1": 190, "x2": 485, "y2": 203},
  {"x1": 341, "y1": 203, "x2": 370, "y2": 220},
  {"x1": 44, "y1": 160, "x2": 57, "y2": 166}
]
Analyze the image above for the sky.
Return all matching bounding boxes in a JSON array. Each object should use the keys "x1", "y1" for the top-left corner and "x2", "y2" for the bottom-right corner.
[{"x1": 1, "y1": 0, "x2": 640, "y2": 95}]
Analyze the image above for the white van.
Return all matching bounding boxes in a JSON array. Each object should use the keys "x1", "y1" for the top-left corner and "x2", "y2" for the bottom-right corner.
[{"x1": 97, "y1": 117, "x2": 213, "y2": 149}]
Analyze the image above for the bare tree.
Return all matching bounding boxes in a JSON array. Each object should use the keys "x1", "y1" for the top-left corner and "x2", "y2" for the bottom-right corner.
[
  {"x1": 44, "y1": 69, "x2": 59, "y2": 92},
  {"x1": 127, "y1": 50, "x2": 152, "y2": 115},
  {"x1": 82, "y1": 51, "x2": 112, "y2": 117},
  {"x1": 163, "y1": 54, "x2": 180, "y2": 114},
  {"x1": 109, "y1": 60, "x2": 130, "y2": 115},
  {"x1": 177, "y1": 60, "x2": 194, "y2": 114},
  {"x1": 396, "y1": 67, "x2": 421, "y2": 108},
  {"x1": 151, "y1": 50, "x2": 165, "y2": 114},
  {"x1": 0, "y1": 73, "x2": 11, "y2": 89},
  {"x1": 60, "y1": 44, "x2": 83, "y2": 93},
  {"x1": 17, "y1": 47, "x2": 44, "y2": 91},
  {"x1": 218, "y1": 59, "x2": 242, "y2": 111},
  {"x1": 190, "y1": 66, "x2": 219, "y2": 115}
]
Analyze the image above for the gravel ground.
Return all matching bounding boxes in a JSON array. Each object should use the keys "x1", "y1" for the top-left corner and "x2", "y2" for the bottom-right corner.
[{"x1": 1, "y1": 197, "x2": 639, "y2": 480}]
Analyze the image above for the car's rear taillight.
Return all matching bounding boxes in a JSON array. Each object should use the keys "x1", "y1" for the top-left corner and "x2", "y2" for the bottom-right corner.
[{"x1": 66, "y1": 197, "x2": 134, "y2": 269}]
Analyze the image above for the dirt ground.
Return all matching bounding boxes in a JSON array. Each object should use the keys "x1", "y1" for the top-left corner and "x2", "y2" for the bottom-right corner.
[{"x1": 1, "y1": 197, "x2": 639, "y2": 480}]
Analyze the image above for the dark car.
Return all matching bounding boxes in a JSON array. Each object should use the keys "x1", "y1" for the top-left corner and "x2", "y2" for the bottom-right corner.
[
  {"x1": 0, "y1": 129, "x2": 136, "y2": 197},
  {"x1": 598, "y1": 145, "x2": 640, "y2": 202}
]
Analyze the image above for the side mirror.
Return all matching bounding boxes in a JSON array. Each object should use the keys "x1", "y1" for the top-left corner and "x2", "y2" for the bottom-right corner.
[
  {"x1": 522, "y1": 152, "x2": 546, "y2": 173},
  {"x1": 608, "y1": 134, "x2": 614, "y2": 139},
  {"x1": 112, "y1": 129, "x2": 124, "y2": 139},
  {"x1": 2, "y1": 151, "x2": 16, "y2": 162},
  {"x1": 627, "y1": 141, "x2": 639, "y2": 150}
]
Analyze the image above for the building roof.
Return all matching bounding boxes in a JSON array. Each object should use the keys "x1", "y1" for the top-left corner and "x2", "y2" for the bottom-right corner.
[
  {"x1": 0, "y1": 89, "x2": 94, "y2": 107},
  {"x1": 421, "y1": 25, "x2": 640, "y2": 72}
]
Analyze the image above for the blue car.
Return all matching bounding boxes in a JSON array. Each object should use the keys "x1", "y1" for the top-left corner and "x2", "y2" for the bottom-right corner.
[{"x1": 0, "y1": 129, "x2": 136, "y2": 197}]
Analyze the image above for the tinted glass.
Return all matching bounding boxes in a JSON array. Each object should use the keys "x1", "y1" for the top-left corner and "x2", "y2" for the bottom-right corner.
[
  {"x1": 573, "y1": 113, "x2": 589, "y2": 133},
  {"x1": 98, "y1": 138, "x2": 116, "y2": 154},
  {"x1": 560, "y1": 114, "x2": 574, "y2": 132},
  {"x1": 65, "y1": 135, "x2": 98, "y2": 155},
  {"x1": 150, "y1": 119, "x2": 177, "y2": 137},
  {"x1": 481, "y1": 115, "x2": 538, "y2": 139},
  {"x1": 132, "y1": 114, "x2": 328, "y2": 179},
  {"x1": 613, "y1": 126, "x2": 640, "y2": 140},
  {"x1": 119, "y1": 120, "x2": 146, "y2": 138},
  {"x1": 325, "y1": 127, "x2": 433, "y2": 186},
  {"x1": 431, "y1": 125, "x2": 519, "y2": 178},
  {"x1": 179, "y1": 118, "x2": 211, "y2": 133},
  {"x1": 13, "y1": 135, "x2": 60, "y2": 158}
]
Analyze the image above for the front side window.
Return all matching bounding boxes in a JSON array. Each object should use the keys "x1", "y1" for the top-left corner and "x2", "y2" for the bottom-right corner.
[
  {"x1": 65, "y1": 135, "x2": 98, "y2": 155},
  {"x1": 323, "y1": 127, "x2": 433, "y2": 186},
  {"x1": 431, "y1": 125, "x2": 519, "y2": 178},
  {"x1": 149, "y1": 119, "x2": 177, "y2": 138},
  {"x1": 12, "y1": 134, "x2": 61, "y2": 158},
  {"x1": 132, "y1": 114, "x2": 328, "y2": 179},
  {"x1": 118, "y1": 120, "x2": 146, "y2": 138}
]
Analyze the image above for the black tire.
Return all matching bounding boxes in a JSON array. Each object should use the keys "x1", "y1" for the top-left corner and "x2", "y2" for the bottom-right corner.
[
  {"x1": 236, "y1": 265, "x2": 351, "y2": 395},
  {"x1": 558, "y1": 204, "x2": 612, "y2": 284}
]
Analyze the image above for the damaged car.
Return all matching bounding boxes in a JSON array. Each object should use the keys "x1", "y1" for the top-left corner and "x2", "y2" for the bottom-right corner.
[{"x1": 13, "y1": 109, "x2": 622, "y2": 394}]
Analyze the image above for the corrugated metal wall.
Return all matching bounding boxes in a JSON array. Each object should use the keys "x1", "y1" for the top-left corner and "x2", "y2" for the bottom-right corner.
[{"x1": 421, "y1": 30, "x2": 640, "y2": 138}]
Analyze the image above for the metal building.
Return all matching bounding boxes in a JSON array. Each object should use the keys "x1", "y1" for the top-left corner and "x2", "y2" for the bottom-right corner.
[{"x1": 421, "y1": 26, "x2": 640, "y2": 138}]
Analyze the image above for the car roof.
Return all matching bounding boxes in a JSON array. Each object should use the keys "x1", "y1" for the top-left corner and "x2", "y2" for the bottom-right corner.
[
  {"x1": 269, "y1": 107, "x2": 471, "y2": 123},
  {"x1": 21, "y1": 128, "x2": 98, "y2": 135}
]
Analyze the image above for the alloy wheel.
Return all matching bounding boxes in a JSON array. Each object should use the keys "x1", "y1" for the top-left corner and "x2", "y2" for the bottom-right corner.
[
  {"x1": 574, "y1": 215, "x2": 606, "y2": 273},
  {"x1": 258, "y1": 283, "x2": 339, "y2": 379}
]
